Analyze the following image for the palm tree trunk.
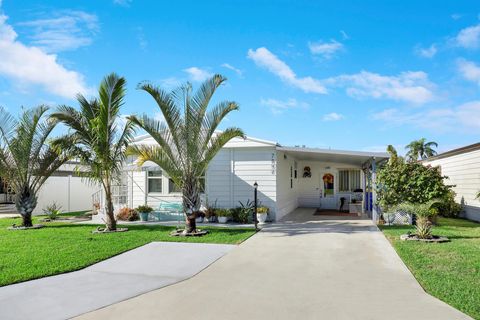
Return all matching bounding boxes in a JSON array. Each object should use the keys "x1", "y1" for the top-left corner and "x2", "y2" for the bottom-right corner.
[
  {"x1": 15, "y1": 187, "x2": 37, "y2": 227},
  {"x1": 183, "y1": 177, "x2": 200, "y2": 234},
  {"x1": 104, "y1": 183, "x2": 117, "y2": 231}
]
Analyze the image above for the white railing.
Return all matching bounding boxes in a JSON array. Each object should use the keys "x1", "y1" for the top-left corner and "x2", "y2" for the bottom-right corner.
[{"x1": 91, "y1": 185, "x2": 128, "y2": 211}]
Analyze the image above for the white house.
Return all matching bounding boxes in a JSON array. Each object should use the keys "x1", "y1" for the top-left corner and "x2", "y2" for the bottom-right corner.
[
  {"x1": 423, "y1": 143, "x2": 480, "y2": 222},
  {"x1": 121, "y1": 134, "x2": 389, "y2": 222}
]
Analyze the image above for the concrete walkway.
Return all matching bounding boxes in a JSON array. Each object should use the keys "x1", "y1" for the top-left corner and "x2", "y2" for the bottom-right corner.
[
  {"x1": 0, "y1": 242, "x2": 234, "y2": 320},
  {"x1": 77, "y1": 208, "x2": 471, "y2": 320}
]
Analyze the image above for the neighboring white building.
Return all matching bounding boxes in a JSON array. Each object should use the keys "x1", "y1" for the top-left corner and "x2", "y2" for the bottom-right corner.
[
  {"x1": 121, "y1": 134, "x2": 389, "y2": 222},
  {"x1": 423, "y1": 143, "x2": 480, "y2": 222},
  {"x1": 0, "y1": 162, "x2": 98, "y2": 215}
]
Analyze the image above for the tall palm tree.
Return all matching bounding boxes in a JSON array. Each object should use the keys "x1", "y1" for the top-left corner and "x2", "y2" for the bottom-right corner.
[
  {"x1": 405, "y1": 138, "x2": 438, "y2": 162},
  {"x1": 128, "y1": 74, "x2": 244, "y2": 234},
  {"x1": 51, "y1": 73, "x2": 135, "y2": 231},
  {"x1": 0, "y1": 106, "x2": 71, "y2": 227}
]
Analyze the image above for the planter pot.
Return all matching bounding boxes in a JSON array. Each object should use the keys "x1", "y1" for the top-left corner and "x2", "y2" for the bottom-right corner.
[
  {"x1": 139, "y1": 212, "x2": 149, "y2": 222},
  {"x1": 257, "y1": 213, "x2": 268, "y2": 224},
  {"x1": 218, "y1": 216, "x2": 228, "y2": 223},
  {"x1": 196, "y1": 216, "x2": 204, "y2": 223}
]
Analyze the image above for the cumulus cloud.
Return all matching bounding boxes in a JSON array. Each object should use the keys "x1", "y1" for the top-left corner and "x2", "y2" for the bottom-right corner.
[
  {"x1": 322, "y1": 112, "x2": 344, "y2": 121},
  {"x1": 221, "y1": 63, "x2": 243, "y2": 77},
  {"x1": 18, "y1": 10, "x2": 99, "y2": 52},
  {"x1": 415, "y1": 44, "x2": 437, "y2": 58},
  {"x1": 308, "y1": 39, "x2": 344, "y2": 59},
  {"x1": 455, "y1": 24, "x2": 480, "y2": 49},
  {"x1": 183, "y1": 67, "x2": 213, "y2": 82},
  {"x1": 457, "y1": 58, "x2": 480, "y2": 85},
  {"x1": 247, "y1": 47, "x2": 327, "y2": 94},
  {"x1": 260, "y1": 98, "x2": 308, "y2": 114},
  {"x1": 327, "y1": 71, "x2": 434, "y2": 105},
  {"x1": 0, "y1": 9, "x2": 89, "y2": 98},
  {"x1": 372, "y1": 101, "x2": 480, "y2": 132}
]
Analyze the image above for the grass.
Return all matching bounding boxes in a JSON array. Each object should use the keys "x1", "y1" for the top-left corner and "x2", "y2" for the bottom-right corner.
[
  {"x1": 0, "y1": 214, "x2": 256, "y2": 287},
  {"x1": 380, "y1": 217, "x2": 480, "y2": 319}
]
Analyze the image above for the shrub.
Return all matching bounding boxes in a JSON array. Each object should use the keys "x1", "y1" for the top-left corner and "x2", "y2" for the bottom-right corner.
[
  {"x1": 136, "y1": 205, "x2": 153, "y2": 213},
  {"x1": 377, "y1": 160, "x2": 453, "y2": 210},
  {"x1": 42, "y1": 202, "x2": 62, "y2": 220},
  {"x1": 436, "y1": 191, "x2": 462, "y2": 218},
  {"x1": 393, "y1": 201, "x2": 439, "y2": 239},
  {"x1": 215, "y1": 208, "x2": 231, "y2": 217},
  {"x1": 230, "y1": 207, "x2": 243, "y2": 223},
  {"x1": 257, "y1": 206, "x2": 269, "y2": 214},
  {"x1": 117, "y1": 207, "x2": 139, "y2": 221}
]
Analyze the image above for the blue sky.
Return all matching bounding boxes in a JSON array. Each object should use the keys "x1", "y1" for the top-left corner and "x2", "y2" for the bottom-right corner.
[{"x1": 0, "y1": 0, "x2": 479, "y2": 154}]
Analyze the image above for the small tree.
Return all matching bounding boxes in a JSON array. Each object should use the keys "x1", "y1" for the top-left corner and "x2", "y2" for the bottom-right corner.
[
  {"x1": 0, "y1": 106, "x2": 70, "y2": 227},
  {"x1": 377, "y1": 146, "x2": 452, "y2": 210},
  {"x1": 128, "y1": 74, "x2": 244, "y2": 234},
  {"x1": 51, "y1": 73, "x2": 135, "y2": 231}
]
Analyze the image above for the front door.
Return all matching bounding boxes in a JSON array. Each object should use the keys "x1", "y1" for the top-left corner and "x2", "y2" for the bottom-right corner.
[{"x1": 320, "y1": 172, "x2": 336, "y2": 209}]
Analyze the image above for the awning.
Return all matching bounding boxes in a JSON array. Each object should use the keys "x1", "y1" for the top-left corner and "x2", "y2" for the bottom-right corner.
[{"x1": 277, "y1": 146, "x2": 390, "y2": 166}]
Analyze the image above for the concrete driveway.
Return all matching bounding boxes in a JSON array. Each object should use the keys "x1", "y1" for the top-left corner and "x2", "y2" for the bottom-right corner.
[
  {"x1": 77, "y1": 208, "x2": 470, "y2": 320},
  {"x1": 0, "y1": 242, "x2": 234, "y2": 320}
]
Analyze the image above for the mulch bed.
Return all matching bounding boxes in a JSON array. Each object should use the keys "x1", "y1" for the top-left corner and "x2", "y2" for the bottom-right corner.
[
  {"x1": 7, "y1": 224, "x2": 44, "y2": 230},
  {"x1": 170, "y1": 229, "x2": 209, "y2": 237},
  {"x1": 400, "y1": 234, "x2": 450, "y2": 243},
  {"x1": 314, "y1": 209, "x2": 359, "y2": 217}
]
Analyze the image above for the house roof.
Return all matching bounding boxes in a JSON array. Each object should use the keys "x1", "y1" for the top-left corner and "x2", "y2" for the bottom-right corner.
[
  {"x1": 277, "y1": 146, "x2": 390, "y2": 166},
  {"x1": 423, "y1": 142, "x2": 480, "y2": 162}
]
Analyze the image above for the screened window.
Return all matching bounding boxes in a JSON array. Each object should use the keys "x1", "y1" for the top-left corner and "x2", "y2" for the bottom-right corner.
[
  {"x1": 338, "y1": 169, "x2": 361, "y2": 192},
  {"x1": 147, "y1": 171, "x2": 162, "y2": 193}
]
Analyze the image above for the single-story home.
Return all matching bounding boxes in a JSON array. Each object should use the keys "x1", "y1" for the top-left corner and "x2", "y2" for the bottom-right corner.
[
  {"x1": 117, "y1": 134, "x2": 389, "y2": 222},
  {"x1": 423, "y1": 142, "x2": 480, "y2": 222}
]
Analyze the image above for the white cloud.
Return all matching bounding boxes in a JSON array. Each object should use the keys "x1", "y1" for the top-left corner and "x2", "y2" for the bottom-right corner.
[
  {"x1": 247, "y1": 47, "x2": 327, "y2": 94},
  {"x1": 327, "y1": 71, "x2": 434, "y2": 105},
  {"x1": 455, "y1": 24, "x2": 480, "y2": 49},
  {"x1": 260, "y1": 98, "x2": 308, "y2": 114},
  {"x1": 322, "y1": 112, "x2": 344, "y2": 121},
  {"x1": 136, "y1": 26, "x2": 147, "y2": 51},
  {"x1": 113, "y1": 0, "x2": 132, "y2": 6},
  {"x1": 183, "y1": 67, "x2": 213, "y2": 82},
  {"x1": 372, "y1": 101, "x2": 480, "y2": 132},
  {"x1": 451, "y1": 13, "x2": 462, "y2": 20},
  {"x1": 457, "y1": 58, "x2": 480, "y2": 85},
  {"x1": 0, "y1": 10, "x2": 89, "y2": 98},
  {"x1": 308, "y1": 39, "x2": 344, "y2": 59},
  {"x1": 415, "y1": 44, "x2": 437, "y2": 58},
  {"x1": 221, "y1": 63, "x2": 243, "y2": 77},
  {"x1": 340, "y1": 30, "x2": 349, "y2": 40},
  {"x1": 18, "y1": 10, "x2": 99, "y2": 52}
]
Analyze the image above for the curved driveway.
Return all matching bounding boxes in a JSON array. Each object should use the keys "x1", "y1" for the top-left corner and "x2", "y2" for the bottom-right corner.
[{"x1": 77, "y1": 208, "x2": 471, "y2": 320}]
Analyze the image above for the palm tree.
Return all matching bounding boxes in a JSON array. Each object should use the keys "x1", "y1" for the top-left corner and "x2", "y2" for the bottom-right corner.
[
  {"x1": 0, "y1": 106, "x2": 71, "y2": 227},
  {"x1": 128, "y1": 74, "x2": 244, "y2": 234},
  {"x1": 51, "y1": 73, "x2": 135, "y2": 231},
  {"x1": 405, "y1": 138, "x2": 438, "y2": 162}
]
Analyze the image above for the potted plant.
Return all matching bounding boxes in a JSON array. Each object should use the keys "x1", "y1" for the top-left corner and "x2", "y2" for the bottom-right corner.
[
  {"x1": 216, "y1": 208, "x2": 231, "y2": 223},
  {"x1": 136, "y1": 205, "x2": 153, "y2": 222},
  {"x1": 256, "y1": 206, "x2": 269, "y2": 224}
]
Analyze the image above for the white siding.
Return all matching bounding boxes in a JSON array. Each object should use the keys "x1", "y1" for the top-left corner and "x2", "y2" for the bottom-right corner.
[
  {"x1": 206, "y1": 147, "x2": 277, "y2": 215},
  {"x1": 275, "y1": 151, "x2": 299, "y2": 220},
  {"x1": 424, "y1": 149, "x2": 480, "y2": 222}
]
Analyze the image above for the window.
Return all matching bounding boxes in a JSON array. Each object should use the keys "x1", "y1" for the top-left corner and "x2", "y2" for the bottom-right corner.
[
  {"x1": 338, "y1": 169, "x2": 361, "y2": 192},
  {"x1": 147, "y1": 170, "x2": 162, "y2": 193},
  {"x1": 169, "y1": 178, "x2": 181, "y2": 193}
]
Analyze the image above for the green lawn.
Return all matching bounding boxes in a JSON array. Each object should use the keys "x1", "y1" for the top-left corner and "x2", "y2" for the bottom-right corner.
[
  {"x1": 380, "y1": 217, "x2": 480, "y2": 319},
  {"x1": 0, "y1": 214, "x2": 256, "y2": 287}
]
